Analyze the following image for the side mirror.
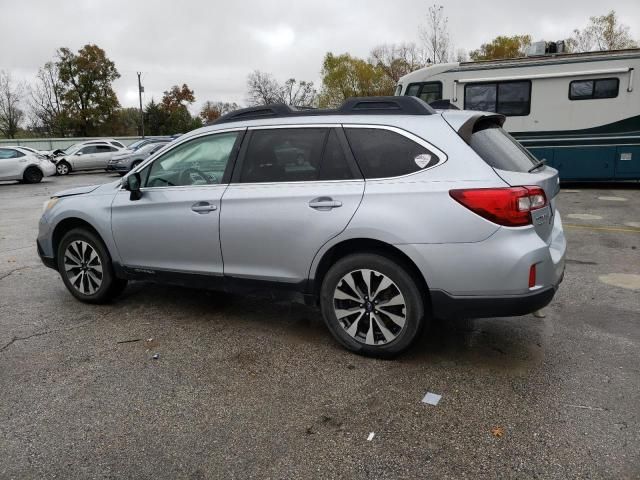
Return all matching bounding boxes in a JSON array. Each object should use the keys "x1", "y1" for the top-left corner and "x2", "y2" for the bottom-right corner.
[
  {"x1": 123, "y1": 172, "x2": 142, "y2": 201},
  {"x1": 76, "y1": 151, "x2": 83, "y2": 156}
]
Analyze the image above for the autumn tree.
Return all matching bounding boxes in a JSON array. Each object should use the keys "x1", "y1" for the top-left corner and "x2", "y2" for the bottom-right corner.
[
  {"x1": 469, "y1": 35, "x2": 532, "y2": 61},
  {"x1": 158, "y1": 84, "x2": 201, "y2": 133},
  {"x1": 369, "y1": 43, "x2": 427, "y2": 83},
  {"x1": 0, "y1": 71, "x2": 25, "y2": 139},
  {"x1": 420, "y1": 4, "x2": 451, "y2": 63},
  {"x1": 246, "y1": 71, "x2": 317, "y2": 107},
  {"x1": 29, "y1": 62, "x2": 69, "y2": 137},
  {"x1": 199, "y1": 101, "x2": 239, "y2": 123},
  {"x1": 568, "y1": 10, "x2": 638, "y2": 52},
  {"x1": 318, "y1": 53, "x2": 394, "y2": 108},
  {"x1": 56, "y1": 44, "x2": 120, "y2": 136}
]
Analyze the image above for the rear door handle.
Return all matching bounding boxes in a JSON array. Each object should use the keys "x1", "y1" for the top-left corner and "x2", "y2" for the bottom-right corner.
[
  {"x1": 309, "y1": 197, "x2": 342, "y2": 210},
  {"x1": 191, "y1": 201, "x2": 218, "y2": 214}
]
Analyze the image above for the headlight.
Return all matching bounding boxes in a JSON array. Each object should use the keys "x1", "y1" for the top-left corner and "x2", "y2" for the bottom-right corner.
[{"x1": 42, "y1": 197, "x2": 59, "y2": 213}]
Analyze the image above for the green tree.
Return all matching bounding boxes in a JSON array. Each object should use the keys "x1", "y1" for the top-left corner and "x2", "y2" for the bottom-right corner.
[
  {"x1": 144, "y1": 99, "x2": 168, "y2": 136},
  {"x1": 568, "y1": 10, "x2": 638, "y2": 52},
  {"x1": 56, "y1": 44, "x2": 120, "y2": 136},
  {"x1": 318, "y1": 53, "x2": 395, "y2": 108},
  {"x1": 469, "y1": 35, "x2": 532, "y2": 61}
]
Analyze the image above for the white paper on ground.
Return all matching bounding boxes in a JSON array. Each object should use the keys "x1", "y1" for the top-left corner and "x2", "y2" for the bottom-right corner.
[
  {"x1": 367, "y1": 432, "x2": 375, "y2": 441},
  {"x1": 422, "y1": 392, "x2": 442, "y2": 406}
]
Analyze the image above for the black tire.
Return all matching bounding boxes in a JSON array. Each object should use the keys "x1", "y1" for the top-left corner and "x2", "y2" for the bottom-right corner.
[
  {"x1": 56, "y1": 161, "x2": 71, "y2": 176},
  {"x1": 320, "y1": 253, "x2": 426, "y2": 358},
  {"x1": 57, "y1": 228, "x2": 127, "y2": 304},
  {"x1": 23, "y1": 167, "x2": 43, "y2": 184}
]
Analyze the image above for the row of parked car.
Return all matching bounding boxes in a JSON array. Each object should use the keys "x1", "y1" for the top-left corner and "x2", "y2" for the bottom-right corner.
[{"x1": 0, "y1": 137, "x2": 176, "y2": 184}]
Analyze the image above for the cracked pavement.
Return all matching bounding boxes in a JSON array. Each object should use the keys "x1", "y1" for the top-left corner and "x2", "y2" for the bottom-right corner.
[{"x1": 1, "y1": 173, "x2": 639, "y2": 479}]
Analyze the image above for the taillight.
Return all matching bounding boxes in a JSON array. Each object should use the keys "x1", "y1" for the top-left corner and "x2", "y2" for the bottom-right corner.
[{"x1": 449, "y1": 186, "x2": 547, "y2": 227}]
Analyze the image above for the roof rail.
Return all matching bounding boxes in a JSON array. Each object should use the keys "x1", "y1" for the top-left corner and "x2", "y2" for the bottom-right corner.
[{"x1": 212, "y1": 96, "x2": 435, "y2": 124}]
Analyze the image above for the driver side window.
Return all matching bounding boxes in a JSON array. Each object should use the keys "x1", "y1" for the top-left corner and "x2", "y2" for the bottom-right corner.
[{"x1": 144, "y1": 132, "x2": 241, "y2": 188}]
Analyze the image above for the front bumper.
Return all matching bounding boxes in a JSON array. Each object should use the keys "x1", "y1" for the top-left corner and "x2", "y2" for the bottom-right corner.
[
  {"x1": 106, "y1": 164, "x2": 128, "y2": 172},
  {"x1": 37, "y1": 239, "x2": 56, "y2": 270}
]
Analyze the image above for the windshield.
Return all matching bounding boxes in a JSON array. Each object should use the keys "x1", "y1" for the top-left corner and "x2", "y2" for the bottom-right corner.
[
  {"x1": 64, "y1": 144, "x2": 81, "y2": 155},
  {"x1": 469, "y1": 125, "x2": 537, "y2": 173},
  {"x1": 127, "y1": 140, "x2": 147, "y2": 150}
]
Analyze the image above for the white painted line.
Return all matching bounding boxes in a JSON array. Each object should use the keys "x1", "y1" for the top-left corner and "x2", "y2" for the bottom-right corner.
[
  {"x1": 624, "y1": 222, "x2": 640, "y2": 228},
  {"x1": 367, "y1": 432, "x2": 375, "y2": 441},
  {"x1": 567, "y1": 213, "x2": 603, "y2": 220},
  {"x1": 561, "y1": 189, "x2": 581, "y2": 193},
  {"x1": 598, "y1": 196, "x2": 628, "y2": 202},
  {"x1": 598, "y1": 273, "x2": 640, "y2": 291},
  {"x1": 422, "y1": 392, "x2": 442, "y2": 406}
]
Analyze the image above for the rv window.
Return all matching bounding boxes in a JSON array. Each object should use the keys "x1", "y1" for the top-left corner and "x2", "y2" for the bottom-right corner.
[
  {"x1": 469, "y1": 124, "x2": 537, "y2": 173},
  {"x1": 569, "y1": 78, "x2": 619, "y2": 100},
  {"x1": 464, "y1": 81, "x2": 531, "y2": 116},
  {"x1": 405, "y1": 82, "x2": 443, "y2": 104}
]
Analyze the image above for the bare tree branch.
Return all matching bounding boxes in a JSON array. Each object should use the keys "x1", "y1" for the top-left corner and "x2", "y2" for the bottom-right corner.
[{"x1": 0, "y1": 71, "x2": 25, "y2": 139}]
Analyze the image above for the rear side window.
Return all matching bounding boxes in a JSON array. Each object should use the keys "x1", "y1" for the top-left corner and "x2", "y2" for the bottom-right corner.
[
  {"x1": 405, "y1": 82, "x2": 443, "y2": 104},
  {"x1": 111, "y1": 141, "x2": 125, "y2": 148},
  {"x1": 569, "y1": 78, "x2": 619, "y2": 100},
  {"x1": 345, "y1": 128, "x2": 440, "y2": 179},
  {"x1": 0, "y1": 148, "x2": 21, "y2": 159},
  {"x1": 469, "y1": 124, "x2": 537, "y2": 172}
]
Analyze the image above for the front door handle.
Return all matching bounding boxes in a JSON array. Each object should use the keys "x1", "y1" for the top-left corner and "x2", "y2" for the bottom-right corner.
[
  {"x1": 309, "y1": 197, "x2": 342, "y2": 210},
  {"x1": 191, "y1": 201, "x2": 218, "y2": 214}
]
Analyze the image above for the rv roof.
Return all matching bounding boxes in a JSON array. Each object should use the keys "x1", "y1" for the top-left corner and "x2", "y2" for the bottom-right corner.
[{"x1": 452, "y1": 48, "x2": 640, "y2": 72}]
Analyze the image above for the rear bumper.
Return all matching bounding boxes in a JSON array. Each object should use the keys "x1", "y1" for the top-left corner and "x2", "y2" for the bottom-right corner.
[{"x1": 430, "y1": 271, "x2": 563, "y2": 320}]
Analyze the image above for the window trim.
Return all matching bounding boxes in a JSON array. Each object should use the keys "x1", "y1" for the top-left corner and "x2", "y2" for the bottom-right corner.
[
  {"x1": 231, "y1": 125, "x2": 362, "y2": 185},
  {"x1": 404, "y1": 81, "x2": 443, "y2": 104},
  {"x1": 134, "y1": 128, "x2": 247, "y2": 191},
  {"x1": 342, "y1": 124, "x2": 448, "y2": 180},
  {"x1": 568, "y1": 77, "x2": 620, "y2": 101},
  {"x1": 464, "y1": 80, "x2": 532, "y2": 116}
]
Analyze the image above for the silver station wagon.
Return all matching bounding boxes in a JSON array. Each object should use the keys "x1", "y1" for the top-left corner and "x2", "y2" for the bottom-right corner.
[{"x1": 38, "y1": 97, "x2": 566, "y2": 357}]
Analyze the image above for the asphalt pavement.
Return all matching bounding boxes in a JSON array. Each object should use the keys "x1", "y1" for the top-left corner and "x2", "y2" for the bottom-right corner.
[{"x1": 1, "y1": 172, "x2": 638, "y2": 479}]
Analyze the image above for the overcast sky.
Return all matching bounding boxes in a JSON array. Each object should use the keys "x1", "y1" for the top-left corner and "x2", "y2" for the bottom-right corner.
[{"x1": 2, "y1": 0, "x2": 639, "y2": 113}]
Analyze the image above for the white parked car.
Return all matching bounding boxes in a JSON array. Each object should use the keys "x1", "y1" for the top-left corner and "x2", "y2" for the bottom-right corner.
[
  {"x1": 0, "y1": 146, "x2": 56, "y2": 183},
  {"x1": 53, "y1": 143, "x2": 124, "y2": 175}
]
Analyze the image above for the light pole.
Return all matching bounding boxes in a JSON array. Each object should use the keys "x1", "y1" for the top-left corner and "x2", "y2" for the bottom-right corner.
[{"x1": 137, "y1": 72, "x2": 145, "y2": 138}]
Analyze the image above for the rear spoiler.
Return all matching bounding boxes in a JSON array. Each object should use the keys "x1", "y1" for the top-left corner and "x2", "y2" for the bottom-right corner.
[{"x1": 456, "y1": 114, "x2": 506, "y2": 144}]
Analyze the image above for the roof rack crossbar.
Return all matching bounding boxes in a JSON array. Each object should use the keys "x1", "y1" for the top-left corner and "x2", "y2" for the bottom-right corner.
[{"x1": 212, "y1": 96, "x2": 435, "y2": 124}]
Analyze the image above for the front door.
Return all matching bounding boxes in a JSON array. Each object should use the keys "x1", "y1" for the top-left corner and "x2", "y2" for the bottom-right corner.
[
  {"x1": 111, "y1": 130, "x2": 244, "y2": 276},
  {"x1": 220, "y1": 127, "x2": 364, "y2": 285},
  {"x1": 70, "y1": 145, "x2": 98, "y2": 170}
]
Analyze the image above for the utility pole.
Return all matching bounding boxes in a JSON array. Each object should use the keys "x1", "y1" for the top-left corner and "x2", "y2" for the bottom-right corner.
[{"x1": 137, "y1": 72, "x2": 145, "y2": 138}]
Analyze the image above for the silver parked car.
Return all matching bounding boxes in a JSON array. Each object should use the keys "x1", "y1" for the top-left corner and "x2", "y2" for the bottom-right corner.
[
  {"x1": 54, "y1": 143, "x2": 124, "y2": 175},
  {"x1": 38, "y1": 97, "x2": 566, "y2": 357},
  {"x1": 107, "y1": 141, "x2": 169, "y2": 175}
]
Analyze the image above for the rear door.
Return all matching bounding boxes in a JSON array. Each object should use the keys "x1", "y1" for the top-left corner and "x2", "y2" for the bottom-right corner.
[
  {"x1": 466, "y1": 121, "x2": 559, "y2": 243},
  {"x1": 0, "y1": 148, "x2": 23, "y2": 180},
  {"x1": 93, "y1": 145, "x2": 119, "y2": 168},
  {"x1": 220, "y1": 126, "x2": 364, "y2": 284}
]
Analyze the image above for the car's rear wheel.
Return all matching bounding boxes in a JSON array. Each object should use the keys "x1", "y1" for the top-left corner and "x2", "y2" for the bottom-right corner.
[
  {"x1": 56, "y1": 161, "x2": 71, "y2": 176},
  {"x1": 23, "y1": 167, "x2": 43, "y2": 184},
  {"x1": 320, "y1": 253, "x2": 425, "y2": 358},
  {"x1": 57, "y1": 228, "x2": 127, "y2": 304}
]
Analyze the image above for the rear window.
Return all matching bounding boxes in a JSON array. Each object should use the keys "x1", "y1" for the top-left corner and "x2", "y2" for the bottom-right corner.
[
  {"x1": 345, "y1": 128, "x2": 440, "y2": 179},
  {"x1": 469, "y1": 124, "x2": 537, "y2": 173}
]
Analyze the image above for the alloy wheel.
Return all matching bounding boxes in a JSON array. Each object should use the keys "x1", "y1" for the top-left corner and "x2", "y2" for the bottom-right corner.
[
  {"x1": 333, "y1": 269, "x2": 407, "y2": 346},
  {"x1": 64, "y1": 240, "x2": 103, "y2": 295},
  {"x1": 56, "y1": 163, "x2": 69, "y2": 175}
]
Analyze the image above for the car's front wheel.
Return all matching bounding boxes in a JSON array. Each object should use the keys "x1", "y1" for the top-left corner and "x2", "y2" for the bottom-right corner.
[
  {"x1": 57, "y1": 228, "x2": 127, "y2": 304},
  {"x1": 56, "y1": 161, "x2": 71, "y2": 176},
  {"x1": 320, "y1": 253, "x2": 426, "y2": 358}
]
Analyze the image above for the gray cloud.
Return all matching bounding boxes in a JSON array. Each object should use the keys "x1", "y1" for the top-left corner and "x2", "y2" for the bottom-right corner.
[{"x1": 2, "y1": 0, "x2": 639, "y2": 112}]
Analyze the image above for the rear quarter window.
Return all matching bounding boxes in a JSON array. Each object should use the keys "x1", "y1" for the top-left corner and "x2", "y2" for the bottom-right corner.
[
  {"x1": 469, "y1": 124, "x2": 537, "y2": 172},
  {"x1": 344, "y1": 128, "x2": 441, "y2": 179}
]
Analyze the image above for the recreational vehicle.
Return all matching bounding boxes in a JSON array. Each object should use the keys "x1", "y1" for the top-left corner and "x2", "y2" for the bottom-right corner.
[{"x1": 396, "y1": 48, "x2": 640, "y2": 181}]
